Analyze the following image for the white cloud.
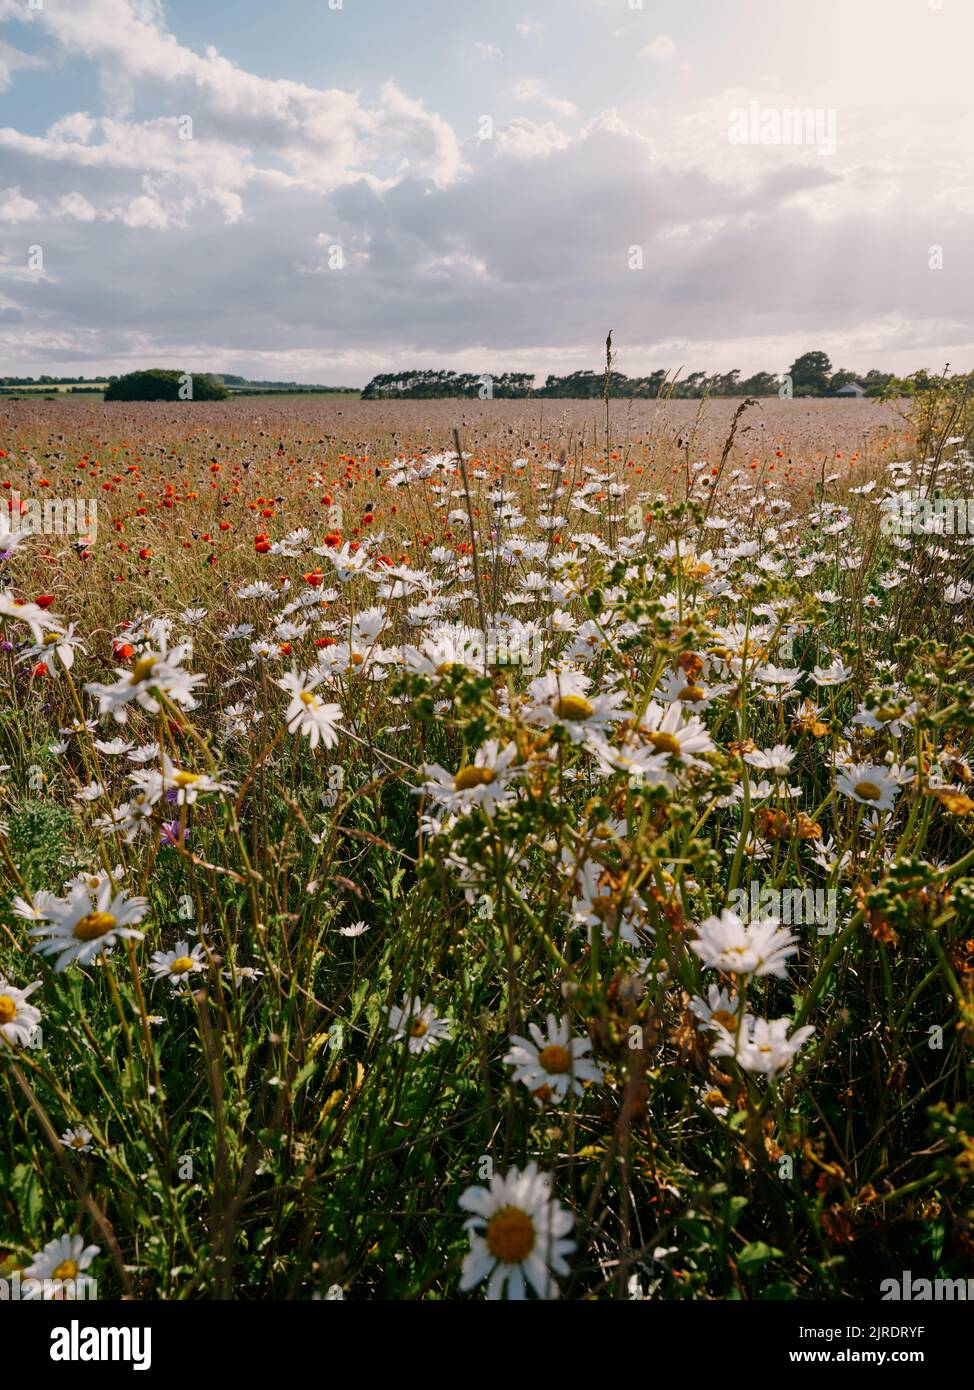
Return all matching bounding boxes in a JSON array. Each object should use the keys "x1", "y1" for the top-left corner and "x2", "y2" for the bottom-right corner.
[
  {"x1": 17, "y1": 0, "x2": 462, "y2": 191},
  {"x1": 473, "y1": 41, "x2": 503, "y2": 60},
  {"x1": 641, "y1": 36, "x2": 676, "y2": 61},
  {"x1": 120, "y1": 191, "x2": 174, "y2": 229},
  {"x1": 0, "y1": 187, "x2": 40, "y2": 222},
  {"x1": 1, "y1": 0, "x2": 972, "y2": 381},
  {"x1": 56, "y1": 193, "x2": 99, "y2": 222},
  {"x1": 494, "y1": 118, "x2": 570, "y2": 160},
  {"x1": 513, "y1": 78, "x2": 541, "y2": 101},
  {"x1": 512, "y1": 78, "x2": 576, "y2": 117},
  {"x1": 0, "y1": 39, "x2": 43, "y2": 90},
  {"x1": 49, "y1": 114, "x2": 99, "y2": 144}
]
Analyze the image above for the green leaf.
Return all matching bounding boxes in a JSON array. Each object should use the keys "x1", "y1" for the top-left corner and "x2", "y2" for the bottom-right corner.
[{"x1": 738, "y1": 1241, "x2": 783, "y2": 1270}]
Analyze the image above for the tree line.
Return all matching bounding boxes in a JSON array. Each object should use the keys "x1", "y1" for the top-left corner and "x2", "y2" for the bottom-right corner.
[{"x1": 361, "y1": 354, "x2": 962, "y2": 400}]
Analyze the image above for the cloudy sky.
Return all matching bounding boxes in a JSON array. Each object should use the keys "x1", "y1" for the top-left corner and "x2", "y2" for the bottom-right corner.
[{"x1": 1, "y1": 0, "x2": 973, "y2": 385}]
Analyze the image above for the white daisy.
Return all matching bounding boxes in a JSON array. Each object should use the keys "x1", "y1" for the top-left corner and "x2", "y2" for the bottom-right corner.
[
  {"x1": 339, "y1": 921, "x2": 370, "y2": 937},
  {"x1": 85, "y1": 645, "x2": 204, "y2": 724},
  {"x1": 458, "y1": 1163, "x2": 574, "y2": 1300},
  {"x1": 417, "y1": 740, "x2": 519, "y2": 818},
  {"x1": 688, "y1": 983, "x2": 742, "y2": 1033},
  {"x1": 28, "y1": 882, "x2": 147, "y2": 972},
  {"x1": 0, "y1": 594, "x2": 64, "y2": 643},
  {"x1": 149, "y1": 941, "x2": 206, "y2": 986},
  {"x1": 811, "y1": 659, "x2": 852, "y2": 687},
  {"x1": 60, "y1": 1126, "x2": 94, "y2": 1154},
  {"x1": 25, "y1": 1234, "x2": 99, "y2": 1295},
  {"x1": 129, "y1": 755, "x2": 233, "y2": 807},
  {"x1": 690, "y1": 909, "x2": 798, "y2": 979},
  {"x1": 712, "y1": 1015, "x2": 815, "y2": 1077},
  {"x1": 277, "y1": 669, "x2": 343, "y2": 750},
  {"x1": 503, "y1": 1014, "x2": 603, "y2": 1104},
  {"x1": 525, "y1": 669, "x2": 628, "y2": 745},
  {"x1": 695, "y1": 1082, "x2": 731, "y2": 1117},
  {"x1": 223, "y1": 965, "x2": 265, "y2": 985},
  {"x1": 0, "y1": 975, "x2": 42, "y2": 1047},
  {"x1": 743, "y1": 744, "x2": 796, "y2": 776},
  {"x1": 387, "y1": 995, "x2": 451, "y2": 1053},
  {"x1": 637, "y1": 700, "x2": 715, "y2": 768},
  {"x1": 835, "y1": 763, "x2": 900, "y2": 813}
]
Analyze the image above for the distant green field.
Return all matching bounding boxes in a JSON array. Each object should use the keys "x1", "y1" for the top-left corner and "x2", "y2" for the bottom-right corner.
[
  {"x1": 0, "y1": 383, "x2": 108, "y2": 394},
  {"x1": 225, "y1": 387, "x2": 361, "y2": 399},
  {"x1": 0, "y1": 386, "x2": 361, "y2": 400}
]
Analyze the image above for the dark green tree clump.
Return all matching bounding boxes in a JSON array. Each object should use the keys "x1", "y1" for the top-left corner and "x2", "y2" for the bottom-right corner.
[
  {"x1": 104, "y1": 369, "x2": 229, "y2": 401},
  {"x1": 361, "y1": 370, "x2": 535, "y2": 400}
]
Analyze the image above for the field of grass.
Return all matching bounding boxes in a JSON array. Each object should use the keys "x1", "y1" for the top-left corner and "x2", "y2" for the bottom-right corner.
[
  {"x1": 1, "y1": 389, "x2": 973, "y2": 1300},
  {"x1": 0, "y1": 386, "x2": 109, "y2": 398}
]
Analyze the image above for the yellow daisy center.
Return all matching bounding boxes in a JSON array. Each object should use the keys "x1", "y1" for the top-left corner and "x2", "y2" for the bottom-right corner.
[
  {"x1": 130, "y1": 654, "x2": 158, "y2": 685},
  {"x1": 53, "y1": 1259, "x2": 79, "y2": 1281},
  {"x1": 678, "y1": 684, "x2": 705, "y2": 702},
  {"x1": 453, "y1": 765, "x2": 496, "y2": 792},
  {"x1": 170, "y1": 956, "x2": 195, "y2": 974},
  {"x1": 538, "y1": 1044, "x2": 572, "y2": 1074},
  {"x1": 350, "y1": 651, "x2": 364, "y2": 665},
  {"x1": 409, "y1": 1018, "x2": 428, "y2": 1037},
  {"x1": 648, "y1": 731, "x2": 681, "y2": 756},
  {"x1": 875, "y1": 705, "x2": 903, "y2": 722},
  {"x1": 299, "y1": 690, "x2": 319, "y2": 707},
  {"x1": 855, "y1": 780, "x2": 882, "y2": 800},
  {"x1": 485, "y1": 1206, "x2": 536, "y2": 1264},
  {"x1": 553, "y1": 694, "x2": 593, "y2": 722},
  {"x1": 435, "y1": 661, "x2": 455, "y2": 676},
  {"x1": 43, "y1": 632, "x2": 60, "y2": 647},
  {"x1": 73, "y1": 911, "x2": 117, "y2": 942},
  {"x1": 590, "y1": 893, "x2": 617, "y2": 924},
  {"x1": 173, "y1": 770, "x2": 200, "y2": 788},
  {"x1": 703, "y1": 1089, "x2": 726, "y2": 1109},
  {"x1": 0, "y1": 995, "x2": 17, "y2": 1025},
  {"x1": 711, "y1": 1009, "x2": 738, "y2": 1031}
]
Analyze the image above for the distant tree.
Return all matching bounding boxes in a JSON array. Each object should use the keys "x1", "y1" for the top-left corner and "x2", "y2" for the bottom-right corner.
[
  {"x1": 675, "y1": 371, "x2": 708, "y2": 397},
  {"x1": 357, "y1": 357, "x2": 949, "y2": 402},
  {"x1": 714, "y1": 369, "x2": 741, "y2": 396},
  {"x1": 788, "y1": 351, "x2": 833, "y2": 395},
  {"x1": 862, "y1": 369, "x2": 895, "y2": 397},
  {"x1": 104, "y1": 369, "x2": 229, "y2": 401},
  {"x1": 902, "y1": 369, "x2": 942, "y2": 394},
  {"x1": 740, "y1": 371, "x2": 781, "y2": 396},
  {"x1": 828, "y1": 369, "x2": 859, "y2": 392}
]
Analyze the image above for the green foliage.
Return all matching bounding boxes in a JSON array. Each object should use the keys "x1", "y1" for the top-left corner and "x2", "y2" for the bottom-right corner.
[{"x1": 104, "y1": 369, "x2": 229, "y2": 401}]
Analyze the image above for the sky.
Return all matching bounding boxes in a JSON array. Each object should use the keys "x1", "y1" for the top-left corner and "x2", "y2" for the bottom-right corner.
[{"x1": 0, "y1": 0, "x2": 973, "y2": 386}]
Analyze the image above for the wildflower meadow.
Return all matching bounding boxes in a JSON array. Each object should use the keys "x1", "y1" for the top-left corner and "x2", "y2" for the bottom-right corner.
[{"x1": 2, "y1": 380, "x2": 974, "y2": 1305}]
